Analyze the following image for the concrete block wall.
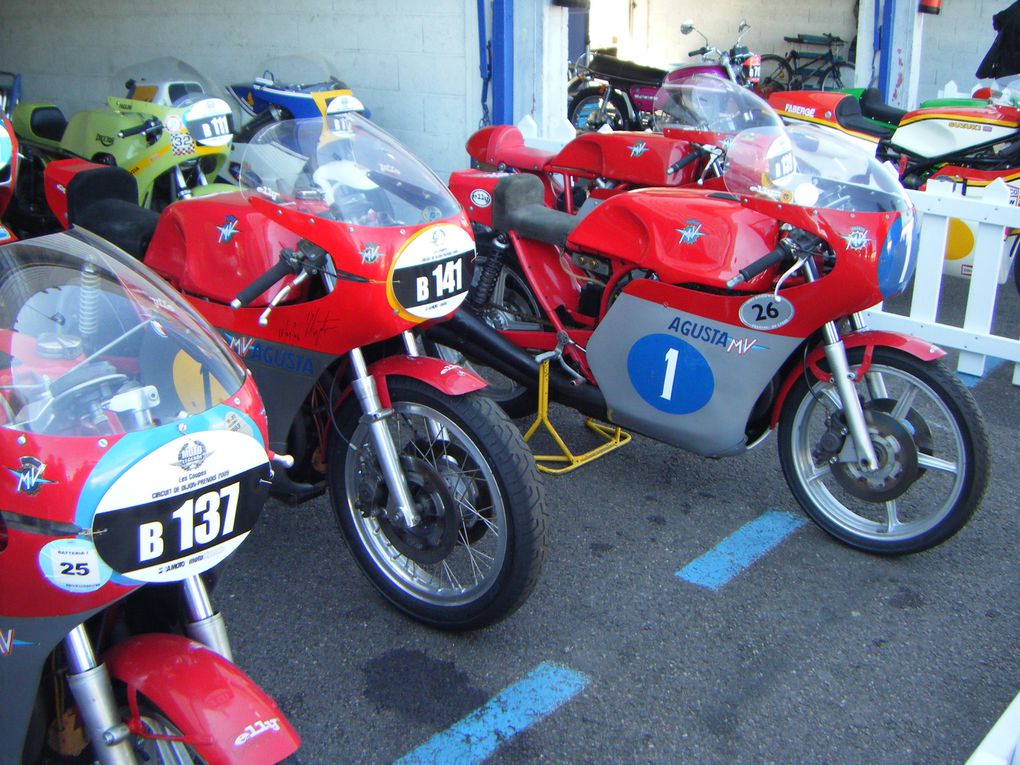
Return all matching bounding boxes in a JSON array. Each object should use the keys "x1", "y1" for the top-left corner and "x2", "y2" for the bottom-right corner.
[
  {"x1": 0, "y1": 0, "x2": 482, "y2": 179},
  {"x1": 919, "y1": 0, "x2": 1002, "y2": 101}
]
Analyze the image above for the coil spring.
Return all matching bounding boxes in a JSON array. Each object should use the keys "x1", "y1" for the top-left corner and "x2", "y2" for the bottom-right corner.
[
  {"x1": 78, "y1": 263, "x2": 100, "y2": 342},
  {"x1": 469, "y1": 234, "x2": 509, "y2": 311}
]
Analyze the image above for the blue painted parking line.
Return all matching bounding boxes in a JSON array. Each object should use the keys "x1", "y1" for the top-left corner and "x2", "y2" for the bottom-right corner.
[
  {"x1": 676, "y1": 510, "x2": 808, "y2": 591},
  {"x1": 396, "y1": 661, "x2": 590, "y2": 765},
  {"x1": 957, "y1": 358, "x2": 1005, "y2": 388}
]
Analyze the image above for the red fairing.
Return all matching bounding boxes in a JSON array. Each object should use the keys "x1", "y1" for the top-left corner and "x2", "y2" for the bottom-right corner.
[
  {"x1": 449, "y1": 169, "x2": 509, "y2": 228},
  {"x1": 767, "y1": 90, "x2": 851, "y2": 128},
  {"x1": 145, "y1": 192, "x2": 295, "y2": 306},
  {"x1": 547, "y1": 131, "x2": 701, "y2": 187},
  {"x1": 105, "y1": 634, "x2": 300, "y2": 765},
  {"x1": 466, "y1": 125, "x2": 556, "y2": 170}
]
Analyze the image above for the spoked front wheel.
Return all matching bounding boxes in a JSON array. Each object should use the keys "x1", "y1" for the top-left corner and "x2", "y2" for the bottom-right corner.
[
  {"x1": 778, "y1": 347, "x2": 990, "y2": 554},
  {"x1": 328, "y1": 377, "x2": 547, "y2": 630}
]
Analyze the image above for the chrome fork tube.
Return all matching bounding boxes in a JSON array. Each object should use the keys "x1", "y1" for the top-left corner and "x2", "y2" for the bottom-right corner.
[
  {"x1": 851, "y1": 312, "x2": 890, "y2": 400},
  {"x1": 63, "y1": 626, "x2": 136, "y2": 765},
  {"x1": 182, "y1": 574, "x2": 232, "y2": 661},
  {"x1": 349, "y1": 347, "x2": 420, "y2": 527},
  {"x1": 800, "y1": 260, "x2": 879, "y2": 471}
]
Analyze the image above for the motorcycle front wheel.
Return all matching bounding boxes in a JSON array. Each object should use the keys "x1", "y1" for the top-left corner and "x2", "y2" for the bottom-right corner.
[
  {"x1": 327, "y1": 377, "x2": 547, "y2": 630},
  {"x1": 568, "y1": 86, "x2": 632, "y2": 131},
  {"x1": 777, "y1": 347, "x2": 990, "y2": 554}
]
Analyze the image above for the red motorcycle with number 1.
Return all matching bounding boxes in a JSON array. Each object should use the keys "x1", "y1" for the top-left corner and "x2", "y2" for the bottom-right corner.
[{"x1": 434, "y1": 81, "x2": 991, "y2": 555}]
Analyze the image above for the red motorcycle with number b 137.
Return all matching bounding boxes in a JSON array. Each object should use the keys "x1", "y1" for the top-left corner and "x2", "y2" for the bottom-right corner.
[
  {"x1": 434, "y1": 85, "x2": 990, "y2": 554},
  {"x1": 0, "y1": 231, "x2": 299, "y2": 764}
]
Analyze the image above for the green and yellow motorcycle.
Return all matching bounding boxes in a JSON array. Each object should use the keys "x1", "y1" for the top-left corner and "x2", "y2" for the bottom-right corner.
[{"x1": 10, "y1": 59, "x2": 235, "y2": 235}]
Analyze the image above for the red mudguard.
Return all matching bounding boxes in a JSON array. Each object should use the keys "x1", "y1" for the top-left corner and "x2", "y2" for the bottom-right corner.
[
  {"x1": 369, "y1": 354, "x2": 487, "y2": 408},
  {"x1": 104, "y1": 633, "x2": 300, "y2": 765},
  {"x1": 770, "y1": 331, "x2": 946, "y2": 427}
]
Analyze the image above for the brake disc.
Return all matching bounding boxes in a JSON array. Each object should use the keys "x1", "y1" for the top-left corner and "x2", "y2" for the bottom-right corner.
[{"x1": 830, "y1": 409, "x2": 920, "y2": 502}]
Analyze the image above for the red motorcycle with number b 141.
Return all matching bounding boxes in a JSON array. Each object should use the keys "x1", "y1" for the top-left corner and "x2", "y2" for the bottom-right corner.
[
  {"x1": 432, "y1": 81, "x2": 990, "y2": 555},
  {"x1": 42, "y1": 112, "x2": 548, "y2": 630}
]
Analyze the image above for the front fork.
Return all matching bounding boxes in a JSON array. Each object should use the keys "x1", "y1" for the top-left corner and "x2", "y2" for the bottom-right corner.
[
  {"x1": 803, "y1": 259, "x2": 881, "y2": 471},
  {"x1": 62, "y1": 574, "x2": 229, "y2": 764},
  {"x1": 348, "y1": 340, "x2": 421, "y2": 528}
]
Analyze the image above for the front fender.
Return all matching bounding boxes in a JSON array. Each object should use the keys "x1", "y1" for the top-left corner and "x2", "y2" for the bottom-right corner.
[
  {"x1": 104, "y1": 633, "x2": 299, "y2": 765},
  {"x1": 368, "y1": 354, "x2": 487, "y2": 408},
  {"x1": 770, "y1": 330, "x2": 946, "y2": 427}
]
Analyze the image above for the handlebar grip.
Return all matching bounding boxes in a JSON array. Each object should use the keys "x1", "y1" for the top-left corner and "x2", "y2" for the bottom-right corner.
[
  {"x1": 116, "y1": 119, "x2": 161, "y2": 139},
  {"x1": 726, "y1": 245, "x2": 788, "y2": 289},
  {"x1": 667, "y1": 149, "x2": 704, "y2": 175},
  {"x1": 231, "y1": 258, "x2": 298, "y2": 308},
  {"x1": 688, "y1": 47, "x2": 709, "y2": 57}
]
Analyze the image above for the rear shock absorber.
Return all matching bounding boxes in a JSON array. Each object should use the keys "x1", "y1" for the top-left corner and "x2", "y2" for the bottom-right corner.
[
  {"x1": 78, "y1": 262, "x2": 100, "y2": 349},
  {"x1": 469, "y1": 232, "x2": 509, "y2": 311}
]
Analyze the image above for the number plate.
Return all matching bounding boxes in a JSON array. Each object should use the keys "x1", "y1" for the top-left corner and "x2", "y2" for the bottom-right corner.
[
  {"x1": 389, "y1": 224, "x2": 475, "y2": 320},
  {"x1": 745, "y1": 55, "x2": 762, "y2": 83},
  {"x1": 183, "y1": 97, "x2": 233, "y2": 148},
  {"x1": 90, "y1": 430, "x2": 270, "y2": 583}
]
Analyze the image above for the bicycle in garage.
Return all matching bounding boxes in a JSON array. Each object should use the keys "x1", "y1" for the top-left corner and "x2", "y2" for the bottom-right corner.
[{"x1": 757, "y1": 32, "x2": 855, "y2": 95}]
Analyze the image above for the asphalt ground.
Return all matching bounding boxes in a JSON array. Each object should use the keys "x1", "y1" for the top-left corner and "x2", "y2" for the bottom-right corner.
[{"x1": 218, "y1": 278, "x2": 1020, "y2": 765}]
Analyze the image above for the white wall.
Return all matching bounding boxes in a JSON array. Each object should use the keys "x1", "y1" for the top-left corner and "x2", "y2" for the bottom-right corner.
[
  {"x1": 919, "y1": 0, "x2": 1004, "y2": 101},
  {"x1": 586, "y1": 0, "x2": 1004, "y2": 109},
  {"x1": 588, "y1": 0, "x2": 858, "y2": 70},
  {"x1": 0, "y1": 0, "x2": 482, "y2": 179}
]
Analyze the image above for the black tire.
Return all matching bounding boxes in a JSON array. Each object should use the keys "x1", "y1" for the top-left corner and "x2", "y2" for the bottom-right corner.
[
  {"x1": 568, "y1": 86, "x2": 632, "y2": 131},
  {"x1": 778, "y1": 347, "x2": 989, "y2": 554},
  {"x1": 327, "y1": 377, "x2": 547, "y2": 630},
  {"x1": 425, "y1": 257, "x2": 542, "y2": 419},
  {"x1": 819, "y1": 62, "x2": 856, "y2": 91},
  {"x1": 755, "y1": 55, "x2": 794, "y2": 99}
]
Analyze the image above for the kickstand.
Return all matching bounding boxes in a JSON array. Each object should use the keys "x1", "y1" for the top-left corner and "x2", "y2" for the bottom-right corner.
[{"x1": 522, "y1": 358, "x2": 630, "y2": 475}]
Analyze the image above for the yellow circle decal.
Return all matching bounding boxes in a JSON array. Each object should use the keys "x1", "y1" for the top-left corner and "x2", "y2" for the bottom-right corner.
[
  {"x1": 944, "y1": 218, "x2": 975, "y2": 261},
  {"x1": 172, "y1": 350, "x2": 230, "y2": 413}
]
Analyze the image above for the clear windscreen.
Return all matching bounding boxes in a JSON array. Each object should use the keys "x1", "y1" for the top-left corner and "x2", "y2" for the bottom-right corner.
[
  {"x1": 653, "y1": 74, "x2": 782, "y2": 134},
  {"x1": 723, "y1": 124, "x2": 912, "y2": 213},
  {"x1": 0, "y1": 231, "x2": 246, "y2": 436},
  {"x1": 238, "y1": 114, "x2": 461, "y2": 227}
]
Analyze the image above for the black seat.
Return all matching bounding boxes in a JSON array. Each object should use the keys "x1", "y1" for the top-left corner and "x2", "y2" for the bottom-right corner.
[
  {"x1": 587, "y1": 54, "x2": 666, "y2": 86},
  {"x1": 859, "y1": 88, "x2": 907, "y2": 127},
  {"x1": 492, "y1": 174, "x2": 580, "y2": 247},
  {"x1": 30, "y1": 106, "x2": 67, "y2": 143},
  {"x1": 66, "y1": 166, "x2": 160, "y2": 259},
  {"x1": 835, "y1": 94, "x2": 895, "y2": 139}
]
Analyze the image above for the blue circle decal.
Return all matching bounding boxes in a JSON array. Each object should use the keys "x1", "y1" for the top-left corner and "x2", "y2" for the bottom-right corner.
[{"x1": 627, "y1": 334, "x2": 714, "y2": 414}]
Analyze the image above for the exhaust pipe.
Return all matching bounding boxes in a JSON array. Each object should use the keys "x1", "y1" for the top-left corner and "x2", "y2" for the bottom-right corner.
[{"x1": 426, "y1": 310, "x2": 608, "y2": 420}]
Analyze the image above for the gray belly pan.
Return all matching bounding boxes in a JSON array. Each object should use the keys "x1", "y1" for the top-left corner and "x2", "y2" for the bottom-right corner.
[{"x1": 587, "y1": 292, "x2": 802, "y2": 456}]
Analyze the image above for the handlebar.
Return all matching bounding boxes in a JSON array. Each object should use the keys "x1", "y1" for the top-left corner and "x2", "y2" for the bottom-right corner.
[
  {"x1": 231, "y1": 257, "x2": 300, "y2": 308},
  {"x1": 725, "y1": 243, "x2": 790, "y2": 289},
  {"x1": 117, "y1": 118, "x2": 162, "y2": 139},
  {"x1": 688, "y1": 47, "x2": 709, "y2": 57},
  {"x1": 667, "y1": 147, "x2": 706, "y2": 175}
]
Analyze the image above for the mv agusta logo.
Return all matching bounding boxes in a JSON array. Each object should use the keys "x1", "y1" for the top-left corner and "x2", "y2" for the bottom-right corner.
[
  {"x1": 360, "y1": 243, "x2": 381, "y2": 264},
  {"x1": 216, "y1": 215, "x2": 241, "y2": 244},
  {"x1": 173, "y1": 440, "x2": 210, "y2": 472},
  {"x1": 629, "y1": 140, "x2": 649, "y2": 157},
  {"x1": 843, "y1": 226, "x2": 872, "y2": 251},
  {"x1": 8, "y1": 456, "x2": 55, "y2": 495},
  {"x1": 676, "y1": 219, "x2": 706, "y2": 245}
]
